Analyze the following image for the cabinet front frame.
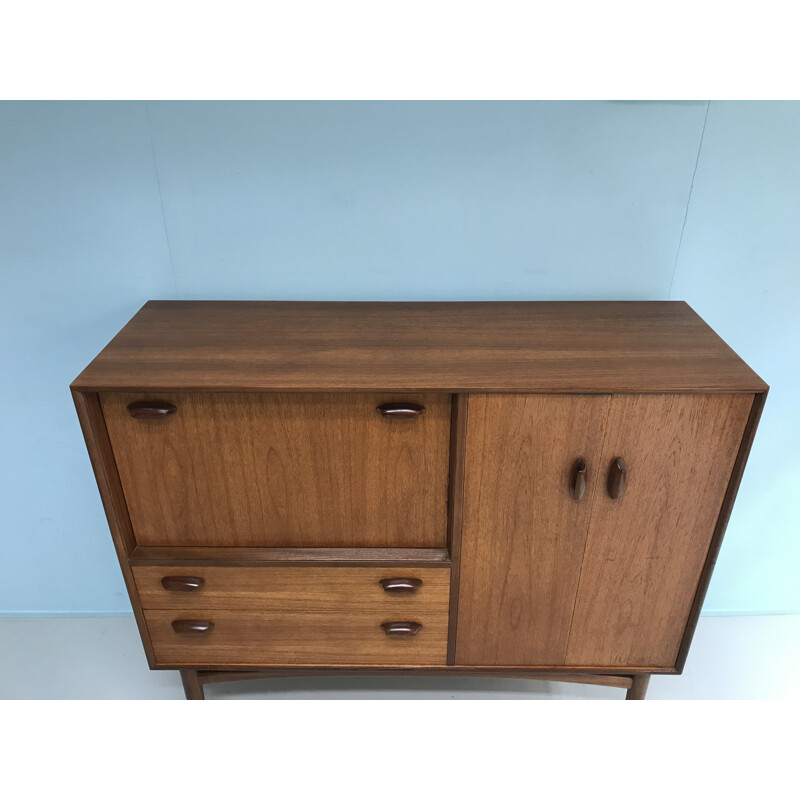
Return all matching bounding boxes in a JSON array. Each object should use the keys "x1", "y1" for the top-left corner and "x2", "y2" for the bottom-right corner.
[{"x1": 73, "y1": 386, "x2": 766, "y2": 676}]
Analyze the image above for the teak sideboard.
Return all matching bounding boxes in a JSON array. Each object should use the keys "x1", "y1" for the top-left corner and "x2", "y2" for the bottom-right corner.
[{"x1": 71, "y1": 301, "x2": 767, "y2": 700}]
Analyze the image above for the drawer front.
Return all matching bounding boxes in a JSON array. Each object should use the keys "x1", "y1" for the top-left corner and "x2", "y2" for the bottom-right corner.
[
  {"x1": 101, "y1": 392, "x2": 451, "y2": 549},
  {"x1": 133, "y1": 565, "x2": 450, "y2": 611},
  {"x1": 145, "y1": 609, "x2": 448, "y2": 667},
  {"x1": 135, "y1": 566, "x2": 450, "y2": 667}
]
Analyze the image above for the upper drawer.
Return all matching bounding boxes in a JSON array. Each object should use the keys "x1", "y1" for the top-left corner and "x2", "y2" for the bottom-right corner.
[
  {"x1": 132, "y1": 565, "x2": 451, "y2": 612},
  {"x1": 101, "y1": 392, "x2": 451, "y2": 548}
]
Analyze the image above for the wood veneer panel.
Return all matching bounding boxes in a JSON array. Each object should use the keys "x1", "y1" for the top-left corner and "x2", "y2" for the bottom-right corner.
[
  {"x1": 455, "y1": 394, "x2": 612, "y2": 666},
  {"x1": 101, "y1": 391, "x2": 450, "y2": 548},
  {"x1": 133, "y1": 566, "x2": 450, "y2": 612},
  {"x1": 675, "y1": 390, "x2": 767, "y2": 672},
  {"x1": 72, "y1": 301, "x2": 767, "y2": 394},
  {"x1": 146, "y1": 608, "x2": 449, "y2": 667},
  {"x1": 565, "y1": 393, "x2": 754, "y2": 668}
]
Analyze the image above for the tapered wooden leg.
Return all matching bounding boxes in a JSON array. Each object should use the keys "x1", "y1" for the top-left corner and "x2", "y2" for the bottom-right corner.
[
  {"x1": 625, "y1": 674, "x2": 650, "y2": 700},
  {"x1": 180, "y1": 669, "x2": 205, "y2": 700}
]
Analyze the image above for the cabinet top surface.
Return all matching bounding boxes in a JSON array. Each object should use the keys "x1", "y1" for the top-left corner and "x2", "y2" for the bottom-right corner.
[{"x1": 72, "y1": 301, "x2": 766, "y2": 393}]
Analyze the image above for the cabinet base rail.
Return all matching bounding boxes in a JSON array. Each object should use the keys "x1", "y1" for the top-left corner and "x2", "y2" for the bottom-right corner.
[{"x1": 179, "y1": 667, "x2": 651, "y2": 700}]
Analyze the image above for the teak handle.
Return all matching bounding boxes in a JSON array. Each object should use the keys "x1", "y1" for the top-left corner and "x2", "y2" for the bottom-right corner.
[
  {"x1": 607, "y1": 458, "x2": 627, "y2": 499},
  {"x1": 127, "y1": 400, "x2": 177, "y2": 419},
  {"x1": 171, "y1": 619, "x2": 214, "y2": 635},
  {"x1": 381, "y1": 621, "x2": 423, "y2": 637},
  {"x1": 379, "y1": 578, "x2": 423, "y2": 594},
  {"x1": 161, "y1": 576, "x2": 205, "y2": 593},
  {"x1": 569, "y1": 459, "x2": 587, "y2": 501},
  {"x1": 375, "y1": 402, "x2": 426, "y2": 419}
]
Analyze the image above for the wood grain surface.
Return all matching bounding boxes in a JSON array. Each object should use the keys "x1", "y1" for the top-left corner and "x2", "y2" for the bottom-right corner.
[
  {"x1": 72, "y1": 301, "x2": 766, "y2": 393},
  {"x1": 133, "y1": 565, "x2": 450, "y2": 612},
  {"x1": 143, "y1": 566, "x2": 450, "y2": 667},
  {"x1": 455, "y1": 392, "x2": 753, "y2": 669},
  {"x1": 675, "y1": 390, "x2": 766, "y2": 671},
  {"x1": 101, "y1": 391, "x2": 450, "y2": 548},
  {"x1": 565, "y1": 393, "x2": 753, "y2": 667},
  {"x1": 145, "y1": 607, "x2": 449, "y2": 667},
  {"x1": 455, "y1": 394, "x2": 612, "y2": 665}
]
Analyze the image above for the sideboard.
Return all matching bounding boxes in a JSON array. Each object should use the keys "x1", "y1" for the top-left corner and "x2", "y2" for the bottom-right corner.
[{"x1": 71, "y1": 301, "x2": 767, "y2": 699}]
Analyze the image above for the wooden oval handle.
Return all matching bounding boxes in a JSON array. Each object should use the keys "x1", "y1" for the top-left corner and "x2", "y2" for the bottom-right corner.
[
  {"x1": 379, "y1": 578, "x2": 423, "y2": 594},
  {"x1": 569, "y1": 459, "x2": 587, "y2": 501},
  {"x1": 376, "y1": 402, "x2": 425, "y2": 419},
  {"x1": 607, "y1": 458, "x2": 626, "y2": 499},
  {"x1": 380, "y1": 621, "x2": 423, "y2": 637},
  {"x1": 161, "y1": 576, "x2": 205, "y2": 592},
  {"x1": 171, "y1": 619, "x2": 214, "y2": 635},
  {"x1": 127, "y1": 400, "x2": 176, "y2": 419}
]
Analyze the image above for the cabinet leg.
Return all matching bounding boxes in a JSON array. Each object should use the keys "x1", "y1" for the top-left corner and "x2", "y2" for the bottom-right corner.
[
  {"x1": 180, "y1": 669, "x2": 205, "y2": 700},
  {"x1": 625, "y1": 674, "x2": 650, "y2": 700}
]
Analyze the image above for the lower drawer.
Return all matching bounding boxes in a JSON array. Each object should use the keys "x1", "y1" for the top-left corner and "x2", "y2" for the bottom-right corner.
[
  {"x1": 144, "y1": 608, "x2": 449, "y2": 667},
  {"x1": 133, "y1": 565, "x2": 451, "y2": 667}
]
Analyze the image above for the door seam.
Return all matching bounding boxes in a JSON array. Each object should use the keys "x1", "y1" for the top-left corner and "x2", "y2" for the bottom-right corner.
[{"x1": 562, "y1": 394, "x2": 614, "y2": 664}]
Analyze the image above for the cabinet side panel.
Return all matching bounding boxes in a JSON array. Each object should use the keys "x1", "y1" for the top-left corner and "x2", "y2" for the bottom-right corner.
[
  {"x1": 455, "y1": 394, "x2": 611, "y2": 666},
  {"x1": 675, "y1": 390, "x2": 766, "y2": 672},
  {"x1": 71, "y1": 389, "x2": 155, "y2": 667},
  {"x1": 566, "y1": 393, "x2": 754, "y2": 668}
]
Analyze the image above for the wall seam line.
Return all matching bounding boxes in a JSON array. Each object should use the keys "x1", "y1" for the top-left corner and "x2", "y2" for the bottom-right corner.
[
  {"x1": 668, "y1": 100, "x2": 711, "y2": 299},
  {"x1": 144, "y1": 101, "x2": 179, "y2": 298}
]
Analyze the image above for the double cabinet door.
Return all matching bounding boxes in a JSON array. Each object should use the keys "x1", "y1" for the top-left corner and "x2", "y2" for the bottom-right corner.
[{"x1": 455, "y1": 393, "x2": 753, "y2": 669}]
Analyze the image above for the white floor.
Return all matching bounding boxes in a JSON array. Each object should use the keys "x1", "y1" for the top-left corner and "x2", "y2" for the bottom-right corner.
[{"x1": 1, "y1": 614, "x2": 797, "y2": 699}]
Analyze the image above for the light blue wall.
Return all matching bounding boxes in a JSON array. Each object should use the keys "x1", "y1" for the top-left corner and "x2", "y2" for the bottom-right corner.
[
  {"x1": 0, "y1": 101, "x2": 795, "y2": 615},
  {"x1": 670, "y1": 102, "x2": 800, "y2": 614}
]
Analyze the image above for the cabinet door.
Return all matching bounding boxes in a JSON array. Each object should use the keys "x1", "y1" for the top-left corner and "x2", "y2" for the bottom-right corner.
[
  {"x1": 101, "y1": 392, "x2": 450, "y2": 549},
  {"x1": 565, "y1": 393, "x2": 753, "y2": 667},
  {"x1": 455, "y1": 392, "x2": 753, "y2": 669},
  {"x1": 455, "y1": 394, "x2": 611, "y2": 665}
]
